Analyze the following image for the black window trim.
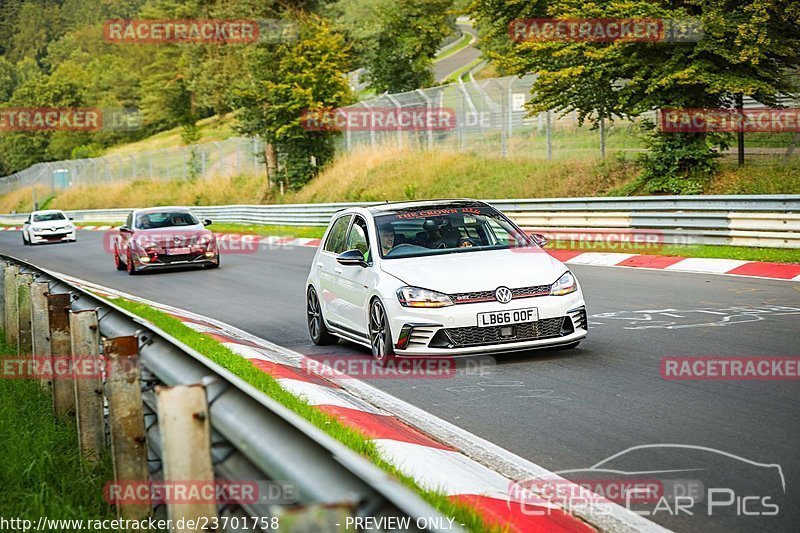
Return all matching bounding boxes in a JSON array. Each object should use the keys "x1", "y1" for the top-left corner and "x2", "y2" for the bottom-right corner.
[{"x1": 322, "y1": 213, "x2": 353, "y2": 255}]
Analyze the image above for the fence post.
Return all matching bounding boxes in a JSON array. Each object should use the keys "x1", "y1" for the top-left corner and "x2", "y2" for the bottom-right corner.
[
  {"x1": 500, "y1": 82, "x2": 508, "y2": 158},
  {"x1": 48, "y1": 293, "x2": 75, "y2": 417},
  {"x1": 599, "y1": 116, "x2": 606, "y2": 159},
  {"x1": 104, "y1": 336, "x2": 150, "y2": 521},
  {"x1": 0, "y1": 261, "x2": 4, "y2": 332},
  {"x1": 4, "y1": 264, "x2": 19, "y2": 348},
  {"x1": 31, "y1": 281, "x2": 50, "y2": 389},
  {"x1": 16, "y1": 273, "x2": 33, "y2": 356},
  {"x1": 546, "y1": 111, "x2": 553, "y2": 161},
  {"x1": 157, "y1": 384, "x2": 218, "y2": 528},
  {"x1": 70, "y1": 309, "x2": 105, "y2": 461}
]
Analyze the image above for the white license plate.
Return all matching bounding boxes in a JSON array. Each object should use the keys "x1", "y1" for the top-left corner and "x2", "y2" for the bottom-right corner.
[
  {"x1": 477, "y1": 307, "x2": 538, "y2": 328},
  {"x1": 165, "y1": 247, "x2": 192, "y2": 255}
]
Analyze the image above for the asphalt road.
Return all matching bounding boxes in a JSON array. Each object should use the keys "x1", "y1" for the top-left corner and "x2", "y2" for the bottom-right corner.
[
  {"x1": 434, "y1": 23, "x2": 481, "y2": 82},
  {"x1": 2, "y1": 230, "x2": 798, "y2": 533}
]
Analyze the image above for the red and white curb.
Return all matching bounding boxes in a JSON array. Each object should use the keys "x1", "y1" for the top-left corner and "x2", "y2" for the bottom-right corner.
[
  {"x1": 4, "y1": 224, "x2": 798, "y2": 281},
  {"x1": 50, "y1": 271, "x2": 670, "y2": 533}
]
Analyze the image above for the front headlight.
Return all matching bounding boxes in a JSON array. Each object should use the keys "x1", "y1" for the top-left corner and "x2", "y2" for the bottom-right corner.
[
  {"x1": 550, "y1": 271, "x2": 577, "y2": 296},
  {"x1": 31, "y1": 225, "x2": 44, "y2": 231},
  {"x1": 197, "y1": 235, "x2": 212, "y2": 246},
  {"x1": 396, "y1": 286, "x2": 454, "y2": 308}
]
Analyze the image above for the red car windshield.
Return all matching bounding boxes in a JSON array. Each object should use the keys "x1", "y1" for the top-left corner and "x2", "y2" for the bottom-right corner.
[{"x1": 135, "y1": 211, "x2": 199, "y2": 230}]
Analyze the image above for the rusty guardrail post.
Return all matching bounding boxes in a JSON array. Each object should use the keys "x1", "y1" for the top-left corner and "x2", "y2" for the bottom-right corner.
[
  {"x1": 157, "y1": 384, "x2": 217, "y2": 531},
  {"x1": 31, "y1": 281, "x2": 51, "y2": 389},
  {"x1": 4, "y1": 264, "x2": 19, "y2": 347},
  {"x1": 0, "y1": 261, "x2": 5, "y2": 329},
  {"x1": 16, "y1": 272, "x2": 33, "y2": 356},
  {"x1": 104, "y1": 336, "x2": 150, "y2": 520},
  {"x1": 70, "y1": 309, "x2": 105, "y2": 461},
  {"x1": 48, "y1": 292, "x2": 75, "y2": 417}
]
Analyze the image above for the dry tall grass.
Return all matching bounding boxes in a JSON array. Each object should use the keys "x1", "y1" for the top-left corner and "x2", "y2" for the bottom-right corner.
[
  {"x1": 289, "y1": 146, "x2": 638, "y2": 203},
  {"x1": 49, "y1": 174, "x2": 268, "y2": 210}
]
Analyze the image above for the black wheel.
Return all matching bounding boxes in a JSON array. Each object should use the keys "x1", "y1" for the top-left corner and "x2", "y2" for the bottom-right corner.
[
  {"x1": 22, "y1": 232, "x2": 29, "y2": 246},
  {"x1": 114, "y1": 247, "x2": 126, "y2": 270},
  {"x1": 368, "y1": 299, "x2": 395, "y2": 364},
  {"x1": 126, "y1": 251, "x2": 137, "y2": 275},
  {"x1": 207, "y1": 253, "x2": 220, "y2": 269},
  {"x1": 307, "y1": 287, "x2": 337, "y2": 345}
]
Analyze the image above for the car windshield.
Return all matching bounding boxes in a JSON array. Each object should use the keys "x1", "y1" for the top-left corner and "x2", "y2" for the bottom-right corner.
[
  {"x1": 375, "y1": 205, "x2": 533, "y2": 259},
  {"x1": 135, "y1": 211, "x2": 198, "y2": 229},
  {"x1": 33, "y1": 212, "x2": 66, "y2": 222}
]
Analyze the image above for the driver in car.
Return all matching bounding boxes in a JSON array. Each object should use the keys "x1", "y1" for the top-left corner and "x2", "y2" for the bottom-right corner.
[{"x1": 379, "y1": 226, "x2": 395, "y2": 256}]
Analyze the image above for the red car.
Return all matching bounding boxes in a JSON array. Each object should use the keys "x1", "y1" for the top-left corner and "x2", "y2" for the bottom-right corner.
[{"x1": 113, "y1": 207, "x2": 220, "y2": 274}]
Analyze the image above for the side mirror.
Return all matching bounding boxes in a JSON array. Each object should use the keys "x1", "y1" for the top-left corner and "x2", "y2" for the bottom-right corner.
[
  {"x1": 68, "y1": 216, "x2": 74, "y2": 221},
  {"x1": 203, "y1": 219, "x2": 212, "y2": 226},
  {"x1": 531, "y1": 233, "x2": 548, "y2": 247},
  {"x1": 336, "y1": 249, "x2": 368, "y2": 267},
  {"x1": 119, "y1": 225, "x2": 131, "y2": 233}
]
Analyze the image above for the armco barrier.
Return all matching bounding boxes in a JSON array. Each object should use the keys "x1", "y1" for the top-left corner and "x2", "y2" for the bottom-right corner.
[
  {"x1": 1, "y1": 195, "x2": 798, "y2": 248},
  {"x1": 0, "y1": 254, "x2": 461, "y2": 532}
]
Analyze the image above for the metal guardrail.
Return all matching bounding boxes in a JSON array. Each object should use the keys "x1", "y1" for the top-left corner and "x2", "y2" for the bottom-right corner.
[
  {"x1": 2, "y1": 195, "x2": 798, "y2": 248},
  {"x1": 0, "y1": 254, "x2": 462, "y2": 532}
]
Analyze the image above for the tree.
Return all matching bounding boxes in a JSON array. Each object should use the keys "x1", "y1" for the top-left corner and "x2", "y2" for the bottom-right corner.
[
  {"x1": 231, "y1": 14, "x2": 353, "y2": 190},
  {"x1": 471, "y1": 0, "x2": 800, "y2": 193},
  {"x1": 363, "y1": 0, "x2": 455, "y2": 93}
]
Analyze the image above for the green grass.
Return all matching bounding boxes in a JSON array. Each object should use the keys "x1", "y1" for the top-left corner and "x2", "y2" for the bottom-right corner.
[
  {"x1": 182, "y1": 222, "x2": 800, "y2": 264},
  {"x1": 0, "y1": 332, "x2": 115, "y2": 521},
  {"x1": 206, "y1": 223, "x2": 325, "y2": 238},
  {"x1": 550, "y1": 240, "x2": 800, "y2": 263},
  {"x1": 435, "y1": 32, "x2": 473, "y2": 62},
  {"x1": 107, "y1": 298, "x2": 505, "y2": 533}
]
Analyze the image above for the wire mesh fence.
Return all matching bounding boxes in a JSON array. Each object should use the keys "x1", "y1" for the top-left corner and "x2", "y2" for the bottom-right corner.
[
  {"x1": 1, "y1": 74, "x2": 798, "y2": 199},
  {"x1": 0, "y1": 137, "x2": 264, "y2": 197},
  {"x1": 338, "y1": 73, "x2": 800, "y2": 166}
]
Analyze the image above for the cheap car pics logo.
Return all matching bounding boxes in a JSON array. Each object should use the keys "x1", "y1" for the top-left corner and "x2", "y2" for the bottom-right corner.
[
  {"x1": 103, "y1": 229, "x2": 258, "y2": 255},
  {"x1": 508, "y1": 445, "x2": 785, "y2": 518},
  {"x1": 300, "y1": 107, "x2": 457, "y2": 132},
  {"x1": 509, "y1": 18, "x2": 703, "y2": 43},
  {"x1": 300, "y1": 354, "x2": 495, "y2": 380},
  {"x1": 0, "y1": 107, "x2": 141, "y2": 132}
]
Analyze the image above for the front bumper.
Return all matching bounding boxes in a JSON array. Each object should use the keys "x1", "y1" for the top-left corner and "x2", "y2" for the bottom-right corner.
[
  {"x1": 387, "y1": 291, "x2": 587, "y2": 356},
  {"x1": 132, "y1": 250, "x2": 218, "y2": 270},
  {"x1": 30, "y1": 229, "x2": 76, "y2": 243}
]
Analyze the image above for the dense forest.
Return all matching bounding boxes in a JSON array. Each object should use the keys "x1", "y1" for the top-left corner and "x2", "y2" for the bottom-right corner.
[{"x1": 0, "y1": 0, "x2": 456, "y2": 186}]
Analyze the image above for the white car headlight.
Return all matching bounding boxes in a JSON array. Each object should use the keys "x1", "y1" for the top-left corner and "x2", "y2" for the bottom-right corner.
[
  {"x1": 397, "y1": 286, "x2": 454, "y2": 308},
  {"x1": 31, "y1": 225, "x2": 44, "y2": 231},
  {"x1": 550, "y1": 271, "x2": 578, "y2": 296}
]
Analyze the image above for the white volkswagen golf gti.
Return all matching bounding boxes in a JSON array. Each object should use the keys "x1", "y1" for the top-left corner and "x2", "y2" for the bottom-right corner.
[{"x1": 306, "y1": 200, "x2": 587, "y2": 361}]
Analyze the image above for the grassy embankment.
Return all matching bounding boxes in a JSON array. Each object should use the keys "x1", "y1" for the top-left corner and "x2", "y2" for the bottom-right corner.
[
  {"x1": 0, "y1": 332, "x2": 115, "y2": 521},
  {"x1": 107, "y1": 298, "x2": 505, "y2": 533}
]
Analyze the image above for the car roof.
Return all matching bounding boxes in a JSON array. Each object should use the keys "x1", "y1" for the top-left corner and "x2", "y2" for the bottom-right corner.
[
  {"x1": 32, "y1": 209, "x2": 65, "y2": 214},
  {"x1": 365, "y1": 199, "x2": 490, "y2": 216},
  {"x1": 133, "y1": 206, "x2": 194, "y2": 215}
]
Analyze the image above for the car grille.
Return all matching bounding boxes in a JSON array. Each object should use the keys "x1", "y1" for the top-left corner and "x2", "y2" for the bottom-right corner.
[
  {"x1": 441, "y1": 317, "x2": 566, "y2": 348},
  {"x1": 158, "y1": 253, "x2": 200, "y2": 263},
  {"x1": 450, "y1": 284, "x2": 551, "y2": 304}
]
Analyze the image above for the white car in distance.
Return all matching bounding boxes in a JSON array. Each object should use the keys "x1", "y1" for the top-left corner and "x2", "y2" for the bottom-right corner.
[
  {"x1": 305, "y1": 200, "x2": 587, "y2": 362},
  {"x1": 21, "y1": 209, "x2": 77, "y2": 245}
]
